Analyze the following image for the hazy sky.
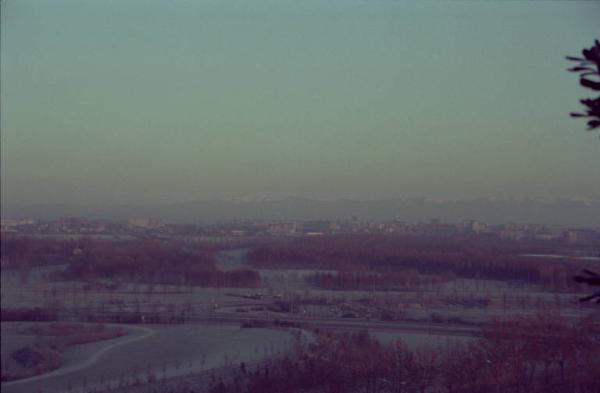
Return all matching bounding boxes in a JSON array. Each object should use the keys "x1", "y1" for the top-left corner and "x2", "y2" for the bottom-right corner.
[{"x1": 2, "y1": 0, "x2": 599, "y2": 205}]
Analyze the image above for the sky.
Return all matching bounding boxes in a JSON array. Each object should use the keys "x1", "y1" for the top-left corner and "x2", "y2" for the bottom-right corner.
[{"x1": 1, "y1": 0, "x2": 599, "y2": 206}]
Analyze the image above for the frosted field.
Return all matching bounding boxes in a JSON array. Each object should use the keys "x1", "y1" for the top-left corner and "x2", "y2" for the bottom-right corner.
[
  {"x1": 217, "y1": 249, "x2": 334, "y2": 291},
  {"x1": 1, "y1": 324, "x2": 37, "y2": 358},
  {"x1": 1, "y1": 323, "x2": 294, "y2": 393},
  {"x1": 4, "y1": 251, "x2": 590, "y2": 328},
  {"x1": 215, "y1": 249, "x2": 247, "y2": 271},
  {"x1": 1, "y1": 249, "x2": 592, "y2": 327}
]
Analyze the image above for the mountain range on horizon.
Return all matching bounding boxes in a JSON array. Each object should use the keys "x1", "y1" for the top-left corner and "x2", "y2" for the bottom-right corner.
[{"x1": 2, "y1": 197, "x2": 600, "y2": 227}]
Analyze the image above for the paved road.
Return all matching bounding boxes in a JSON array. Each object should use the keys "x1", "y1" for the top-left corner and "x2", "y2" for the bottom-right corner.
[{"x1": 43, "y1": 307, "x2": 482, "y2": 337}]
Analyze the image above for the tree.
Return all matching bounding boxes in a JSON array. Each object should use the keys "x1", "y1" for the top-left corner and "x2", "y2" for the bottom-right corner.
[{"x1": 567, "y1": 40, "x2": 600, "y2": 132}]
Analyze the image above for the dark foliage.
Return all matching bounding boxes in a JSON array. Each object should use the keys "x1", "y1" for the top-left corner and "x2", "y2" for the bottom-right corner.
[{"x1": 567, "y1": 40, "x2": 600, "y2": 131}]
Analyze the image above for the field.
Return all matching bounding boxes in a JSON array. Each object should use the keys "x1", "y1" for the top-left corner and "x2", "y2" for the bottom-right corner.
[{"x1": 1, "y1": 233, "x2": 598, "y2": 393}]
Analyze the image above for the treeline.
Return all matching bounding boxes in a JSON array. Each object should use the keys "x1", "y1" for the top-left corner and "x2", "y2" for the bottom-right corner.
[
  {"x1": 1, "y1": 235, "x2": 261, "y2": 288},
  {"x1": 247, "y1": 235, "x2": 591, "y2": 290},
  {"x1": 207, "y1": 312, "x2": 599, "y2": 393},
  {"x1": 307, "y1": 270, "x2": 446, "y2": 291},
  {"x1": 63, "y1": 239, "x2": 261, "y2": 288},
  {"x1": 0, "y1": 234, "x2": 77, "y2": 267},
  {"x1": 0, "y1": 307, "x2": 58, "y2": 322}
]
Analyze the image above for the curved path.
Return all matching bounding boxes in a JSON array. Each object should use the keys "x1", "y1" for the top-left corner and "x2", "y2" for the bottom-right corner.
[{"x1": 2, "y1": 325, "x2": 155, "y2": 387}]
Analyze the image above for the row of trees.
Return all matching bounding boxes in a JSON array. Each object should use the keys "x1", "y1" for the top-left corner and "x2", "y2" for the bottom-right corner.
[
  {"x1": 1, "y1": 235, "x2": 261, "y2": 288},
  {"x1": 307, "y1": 270, "x2": 447, "y2": 291},
  {"x1": 1, "y1": 234, "x2": 78, "y2": 268},
  {"x1": 206, "y1": 312, "x2": 599, "y2": 393},
  {"x1": 63, "y1": 239, "x2": 261, "y2": 287},
  {"x1": 248, "y1": 235, "x2": 591, "y2": 291}
]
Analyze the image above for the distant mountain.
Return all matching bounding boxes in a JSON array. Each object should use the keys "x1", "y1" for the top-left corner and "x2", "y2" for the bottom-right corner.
[{"x1": 2, "y1": 197, "x2": 599, "y2": 226}]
